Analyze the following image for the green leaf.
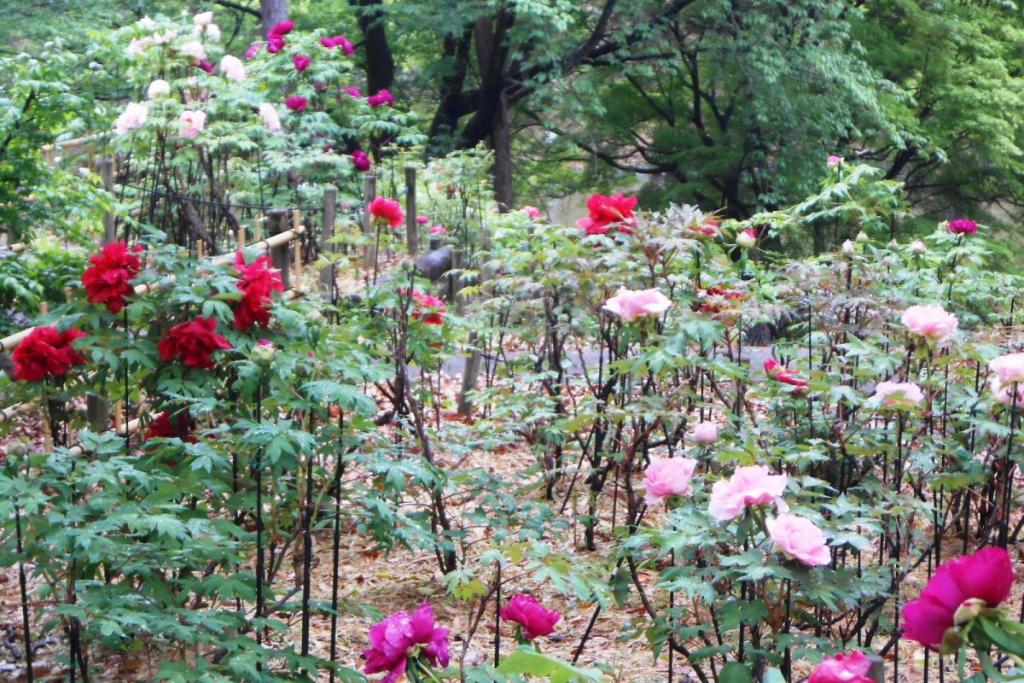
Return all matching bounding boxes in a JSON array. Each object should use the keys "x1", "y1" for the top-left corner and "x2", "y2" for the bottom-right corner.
[
  {"x1": 496, "y1": 648, "x2": 604, "y2": 682},
  {"x1": 718, "y1": 662, "x2": 754, "y2": 683}
]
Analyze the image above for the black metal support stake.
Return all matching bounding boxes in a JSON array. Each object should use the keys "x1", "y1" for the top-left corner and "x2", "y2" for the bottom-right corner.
[
  {"x1": 494, "y1": 561, "x2": 501, "y2": 667},
  {"x1": 15, "y1": 501, "x2": 34, "y2": 683},
  {"x1": 329, "y1": 411, "x2": 345, "y2": 683}
]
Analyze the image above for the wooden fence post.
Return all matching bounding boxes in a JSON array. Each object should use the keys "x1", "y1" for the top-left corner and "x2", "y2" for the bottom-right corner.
[
  {"x1": 319, "y1": 186, "x2": 337, "y2": 303},
  {"x1": 267, "y1": 209, "x2": 291, "y2": 291},
  {"x1": 291, "y1": 210, "x2": 304, "y2": 291},
  {"x1": 405, "y1": 164, "x2": 418, "y2": 256},
  {"x1": 362, "y1": 174, "x2": 377, "y2": 270}
]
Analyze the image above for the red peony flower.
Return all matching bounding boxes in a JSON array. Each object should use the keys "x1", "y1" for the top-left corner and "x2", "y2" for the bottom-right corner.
[
  {"x1": 158, "y1": 316, "x2": 232, "y2": 370},
  {"x1": 764, "y1": 358, "x2": 809, "y2": 390},
  {"x1": 902, "y1": 547, "x2": 1014, "y2": 650},
  {"x1": 577, "y1": 193, "x2": 638, "y2": 236},
  {"x1": 12, "y1": 326, "x2": 86, "y2": 382},
  {"x1": 82, "y1": 240, "x2": 144, "y2": 313},
  {"x1": 285, "y1": 96, "x2": 308, "y2": 112},
  {"x1": 501, "y1": 594, "x2": 561, "y2": 640},
  {"x1": 233, "y1": 252, "x2": 285, "y2": 332},
  {"x1": 144, "y1": 409, "x2": 197, "y2": 443},
  {"x1": 411, "y1": 290, "x2": 446, "y2": 325},
  {"x1": 369, "y1": 197, "x2": 404, "y2": 228}
]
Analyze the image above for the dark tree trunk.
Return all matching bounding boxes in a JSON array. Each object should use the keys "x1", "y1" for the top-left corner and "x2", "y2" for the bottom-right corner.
[
  {"x1": 492, "y1": 97, "x2": 514, "y2": 209},
  {"x1": 351, "y1": 0, "x2": 395, "y2": 94},
  {"x1": 260, "y1": 0, "x2": 289, "y2": 37}
]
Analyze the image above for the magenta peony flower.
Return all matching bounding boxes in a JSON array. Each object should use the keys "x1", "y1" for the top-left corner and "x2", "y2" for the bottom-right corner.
[
  {"x1": 693, "y1": 422, "x2": 717, "y2": 445},
  {"x1": 501, "y1": 594, "x2": 561, "y2": 640},
  {"x1": 269, "y1": 20, "x2": 294, "y2": 36},
  {"x1": 367, "y1": 88, "x2": 395, "y2": 107},
  {"x1": 342, "y1": 85, "x2": 362, "y2": 98},
  {"x1": 363, "y1": 602, "x2": 450, "y2": 683},
  {"x1": 521, "y1": 205, "x2": 542, "y2": 220},
  {"x1": 429, "y1": 225, "x2": 447, "y2": 236},
  {"x1": 321, "y1": 34, "x2": 355, "y2": 54},
  {"x1": 285, "y1": 96, "x2": 308, "y2": 112},
  {"x1": 602, "y1": 287, "x2": 672, "y2": 322},
  {"x1": 708, "y1": 465, "x2": 787, "y2": 522},
  {"x1": 351, "y1": 149, "x2": 372, "y2": 172},
  {"x1": 947, "y1": 218, "x2": 978, "y2": 235},
  {"x1": 416, "y1": 215, "x2": 430, "y2": 224},
  {"x1": 197, "y1": 59, "x2": 215, "y2": 74},
  {"x1": 871, "y1": 381, "x2": 924, "y2": 410},
  {"x1": 809, "y1": 651, "x2": 874, "y2": 683},
  {"x1": 245, "y1": 41, "x2": 262, "y2": 60},
  {"x1": 990, "y1": 353, "x2": 1024, "y2": 386},
  {"x1": 643, "y1": 457, "x2": 697, "y2": 506},
  {"x1": 293, "y1": 53, "x2": 311, "y2": 72},
  {"x1": 766, "y1": 513, "x2": 831, "y2": 566},
  {"x1": 901, "y1": 304, "x2": 958, "y2": 343},
  {"x1": 902, "y1": 547, "x2": 1015, "y2": 650}
]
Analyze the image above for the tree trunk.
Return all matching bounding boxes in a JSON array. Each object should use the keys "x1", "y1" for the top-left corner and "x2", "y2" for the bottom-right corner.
[
  {"x1": 260, "y1": 0, "x2": 288, "y2": 37},
  {"x1": 492, "y1": 96, "x2": 514, "y2": 209},
  {"x1": 351, "y1": 0, "x2": 395, "y2": 94}
]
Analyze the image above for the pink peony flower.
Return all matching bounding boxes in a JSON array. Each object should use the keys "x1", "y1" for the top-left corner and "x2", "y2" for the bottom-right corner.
[
  {"x1": 245, "y1": 41, "x2": 262, "y2": 60},
  {"x1": 416, "y1": 215, "x2": 430, "y2": 224},
  {"x1": 410, "y1": 291, "x2": 445, "y2": 325},
  {"x1": 115, "y1": 102, "x2": 148, "y2": 135},
  {"x1": 871, "y1": 381, "x2": 924, "y2": 410},
  {"x1": 259, "y1": 103, "x2": 282, "y2": 132},
  {"x1": 429, "y1": 225, "x2": 447, "y2": 236},
  {"x1": 827, "y1": 155, "x2": 845, "y2": 167},
  {"x1": 901, "y1": 304, "x2": 958, "y2": 343},
  {"x1": 293, "y1": 54, "x2": 311, "y2": 72},
  {"x1": 342, "y1": 85, "x2": 362, "y2": 98},
  {"x1": 902, "y1": 547, "x2": 1014, "y2": 650},
  {"x1": 708, "y1": 465, "x2": 788, "y2": 521},
  {"x1": 763, "y1": 359, "x2": 809, "y2": 390},
  {"x1": 521, "y1": 205, "x2": 542, "y2": 219},
  {"x1": 285, "y1": 96, "x2": 308, "y2": 112},
  {"x1": 363, "y1": 602, "x2": 450, "y2": 683},
  {"x1": 989, "y1": 353, "x2": 1024, "y2": 385},
  {"x1": 220, "y1": 54, "x2": 245, "y2": 81},
  {"x1": 990, "y1": 376, "x2": 1024, "y2": 406},
  {"x1": 577, "y1": 193, "x2": 637, "y2": 235},
  {"x1": 766, "y1": 513, "x2": 831, "y2": 566},
  {"x1": 180, "y1": 40, "x2": 207, "y2": 61},
  {"x1": 602, "y1": 287, "x2": 672, "y2": 322},
  {"x1": 367, "y1": 89, "x2": 395, "y2": 107},
  {"x1": 179, "y1": 110, "x2": 207, "y2": 139},
  {"x1": 643, "y1": 457, "x2": 697, "y2": 506},
  {"x1": 501, "y1": 595, "x2": 561, "y2": 640},
  {"x1": 809, "y1": 651, "x2": 874, "y2": 683},
  {"x1": 947, "y1": 218, "x2": 978, "y2": 235},
  {"x1": 147, "y1": 79, "x2": 170, "y2": 100},
  {"x1": 351, "y1": 149, "x2": 372, "y2": 172},
  {"x1": 368, "y1": 197, "x2": 404, "y2": 228},
  {"x1": 193, "y1": 11, "x2": 214, "y2": 27},
  {"x1": 693, "y1": 422, "x2": 717, "y2": 445}
]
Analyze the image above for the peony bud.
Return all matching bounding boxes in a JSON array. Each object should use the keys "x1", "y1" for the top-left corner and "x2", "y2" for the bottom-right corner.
[
  {"x1": 855, "y1": 231, "x2": 869, "y2": 244},
  {"x1": 693, "y1": 422, "x2": 717, "y2": 445},
  {"x1": 736, "y1": 228, "x2": 757, "y2": 250},
  {"x1": 953, "y1": 598, "x2": 986, "y2": 626},
  {"x1": 841, "y1": 240, "x2": 856, "y2": 257},
  {"x1": 909, "y1": 240, "x2": 926, "y2": 254},
  {"x1": 251, "y1": 339, "x2": 275, "y2": 366}
]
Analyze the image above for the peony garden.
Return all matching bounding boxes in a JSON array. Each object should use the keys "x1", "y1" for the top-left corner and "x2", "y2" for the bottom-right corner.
[{"x1": 3, "y1": 2, "x2": 1024, "y2": 682}]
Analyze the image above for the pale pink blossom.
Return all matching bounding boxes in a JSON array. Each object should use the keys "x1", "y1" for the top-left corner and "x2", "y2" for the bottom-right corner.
[
  {"x1": 766, "y1": 514, "x2": 831, "y2": 566},
  {"x1": 258, "y1": 103, "x2": 282, "y2": 132},
  {"x1": 245, "y1": 41, "x2": 262, "y2": 60},
  {"x1": 900, "y1": 304, "x2": 958, "y2": 343},
  {"x1": 827, "y1": 155, "x2": 844, "y2": 167},
  {"x1": 179, "y1": 110, "x2": 207, "y2": 139},
  {"x1": 872, "y1": 381, "x2": 924, "y2": 410},
  {"x1": 180, "y1": 40, "x2": 207, "y2": 62},
  {"x1": 603, "y1": 287, "x2": 672, "y2": 322},
  {"x1": 708, "y1": 465, "x2": 787, "y2": 522},
  {"x1": 643, "y1": 457, "x2": 697, "y2": 506},
  {"x1": 115, "y1": 102, "x2": 148, "y2": 135},
  {"x1": 693, "y1": 422, "x2": 717, "y2": 445},
  {"x1": 146, "y1": 79, "x2": 170, "y2": 100},
  {"x1": 990, "y1": 376, "x2": 1024, "y2": 406},
  {"x1": 909, "y1": 240, "x2": 927, "y2": 255},
  {"x1": 193, "y1": 11, "x2": 214, "y2": 26},
  {"x1": 219, "y1": 54, "x2": 246, "y2": 81},
  {"x1": 204, "y1": 24, "x2": 221, "y2": 41},
  {"x1": 137, "y1": 16, "x2": 157, "y2": 30},
  {"x1": 127, "y1": 37, "x2": 153, "y2": 57},
  {"x1": 990, "y1": 353, "x2": 1024, "y2": 386}
]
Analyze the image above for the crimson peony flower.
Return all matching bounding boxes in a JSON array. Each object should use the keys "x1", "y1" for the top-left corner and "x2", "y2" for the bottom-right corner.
[
  {"x1": 293, "y1": 54, "x2": 310, "y2": 71},
  {"x1": 764, "y1": 358, "x2": 809, "y2": 390},
  {"x1": 82, "y1": 241, "x2": 143, "y2": 313},
  {"x1": 351, "y1": 149, "x2": 372, "y2": 172},
  {"x1": 363, "y1": 602, "x2": 450, "y2": 683},
  {"x1": 267, "y1": 35, "x2": 285, "y2": 53},
  {"x1": 369, "y1": 197, "x2": 404, "y2": 228},
  {"x1": 233, "y1": 252, "x2": 284, "y2": 332},
  {"x1": 501, "y1": 594, "x2": 561, "y2": 640},
  {"x1": 411, "y1": 290, "x2": 446, "y2": 325},
  {"x1": 367, "y1": 89, "x2": 395, "y2": 107},
  {"x1": 809, "y1": 651, "x2": 873, "y2": 683},
  {"x1": 145, "y1": 410, "x2": 197, "y2": 443},
  {"x1": 902, "y1": 547, "x2": 1015, "y2": 650},
  {"x1": 158, "y1": 316, "x2": 232, "y2": 370},
  {"x1": 197, "y1": 59, "x2": 215, "y2": 74},
  {"x1": 285, "y1": 96, "x2": 308, "y2": 112},
  {"x1": 12, "y1": 326, "x2": 86, "y2": 382},
  {"x1": 947, "y1": 218, "x2": 977, "y2": 235},
  {"x1": 577, "y1": 193, "x2": 637, "y2": 235}
]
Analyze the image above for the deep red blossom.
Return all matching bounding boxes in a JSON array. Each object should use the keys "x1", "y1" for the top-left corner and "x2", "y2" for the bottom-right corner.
[
  {"x1": 697, "y1": 285, "x2": 744, "y2": 314},
  {"x1": 411, "y1": 290, "x2": 446, "y2": 325},
  {"x1": 12, "y1": 326, "x2": 86, "y2": 382},
  {"x1": 367, "y1": 89, "x2": 395, "y2": 107},
  {"x1": 233, "y1": 252, "x2": 285, "y2": 331},
  {"x1": 577, "y1": 193, "x2": 637, "y2": 235},
  {"x1": 144, "y1": 410, "x2": 197, "y2": 443},
  {"x1": 82, "y1": 240, "x2": 144, "y2": 313},
  {"x1": 369, "y1": 197, "x2": 404, "y2": 228},
  {"x1": 158, "y1": 316, "x2": 232, "y2": 370},
  {"x1": 285, "y1": 96, "x2": 308, "y2": 112}
]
